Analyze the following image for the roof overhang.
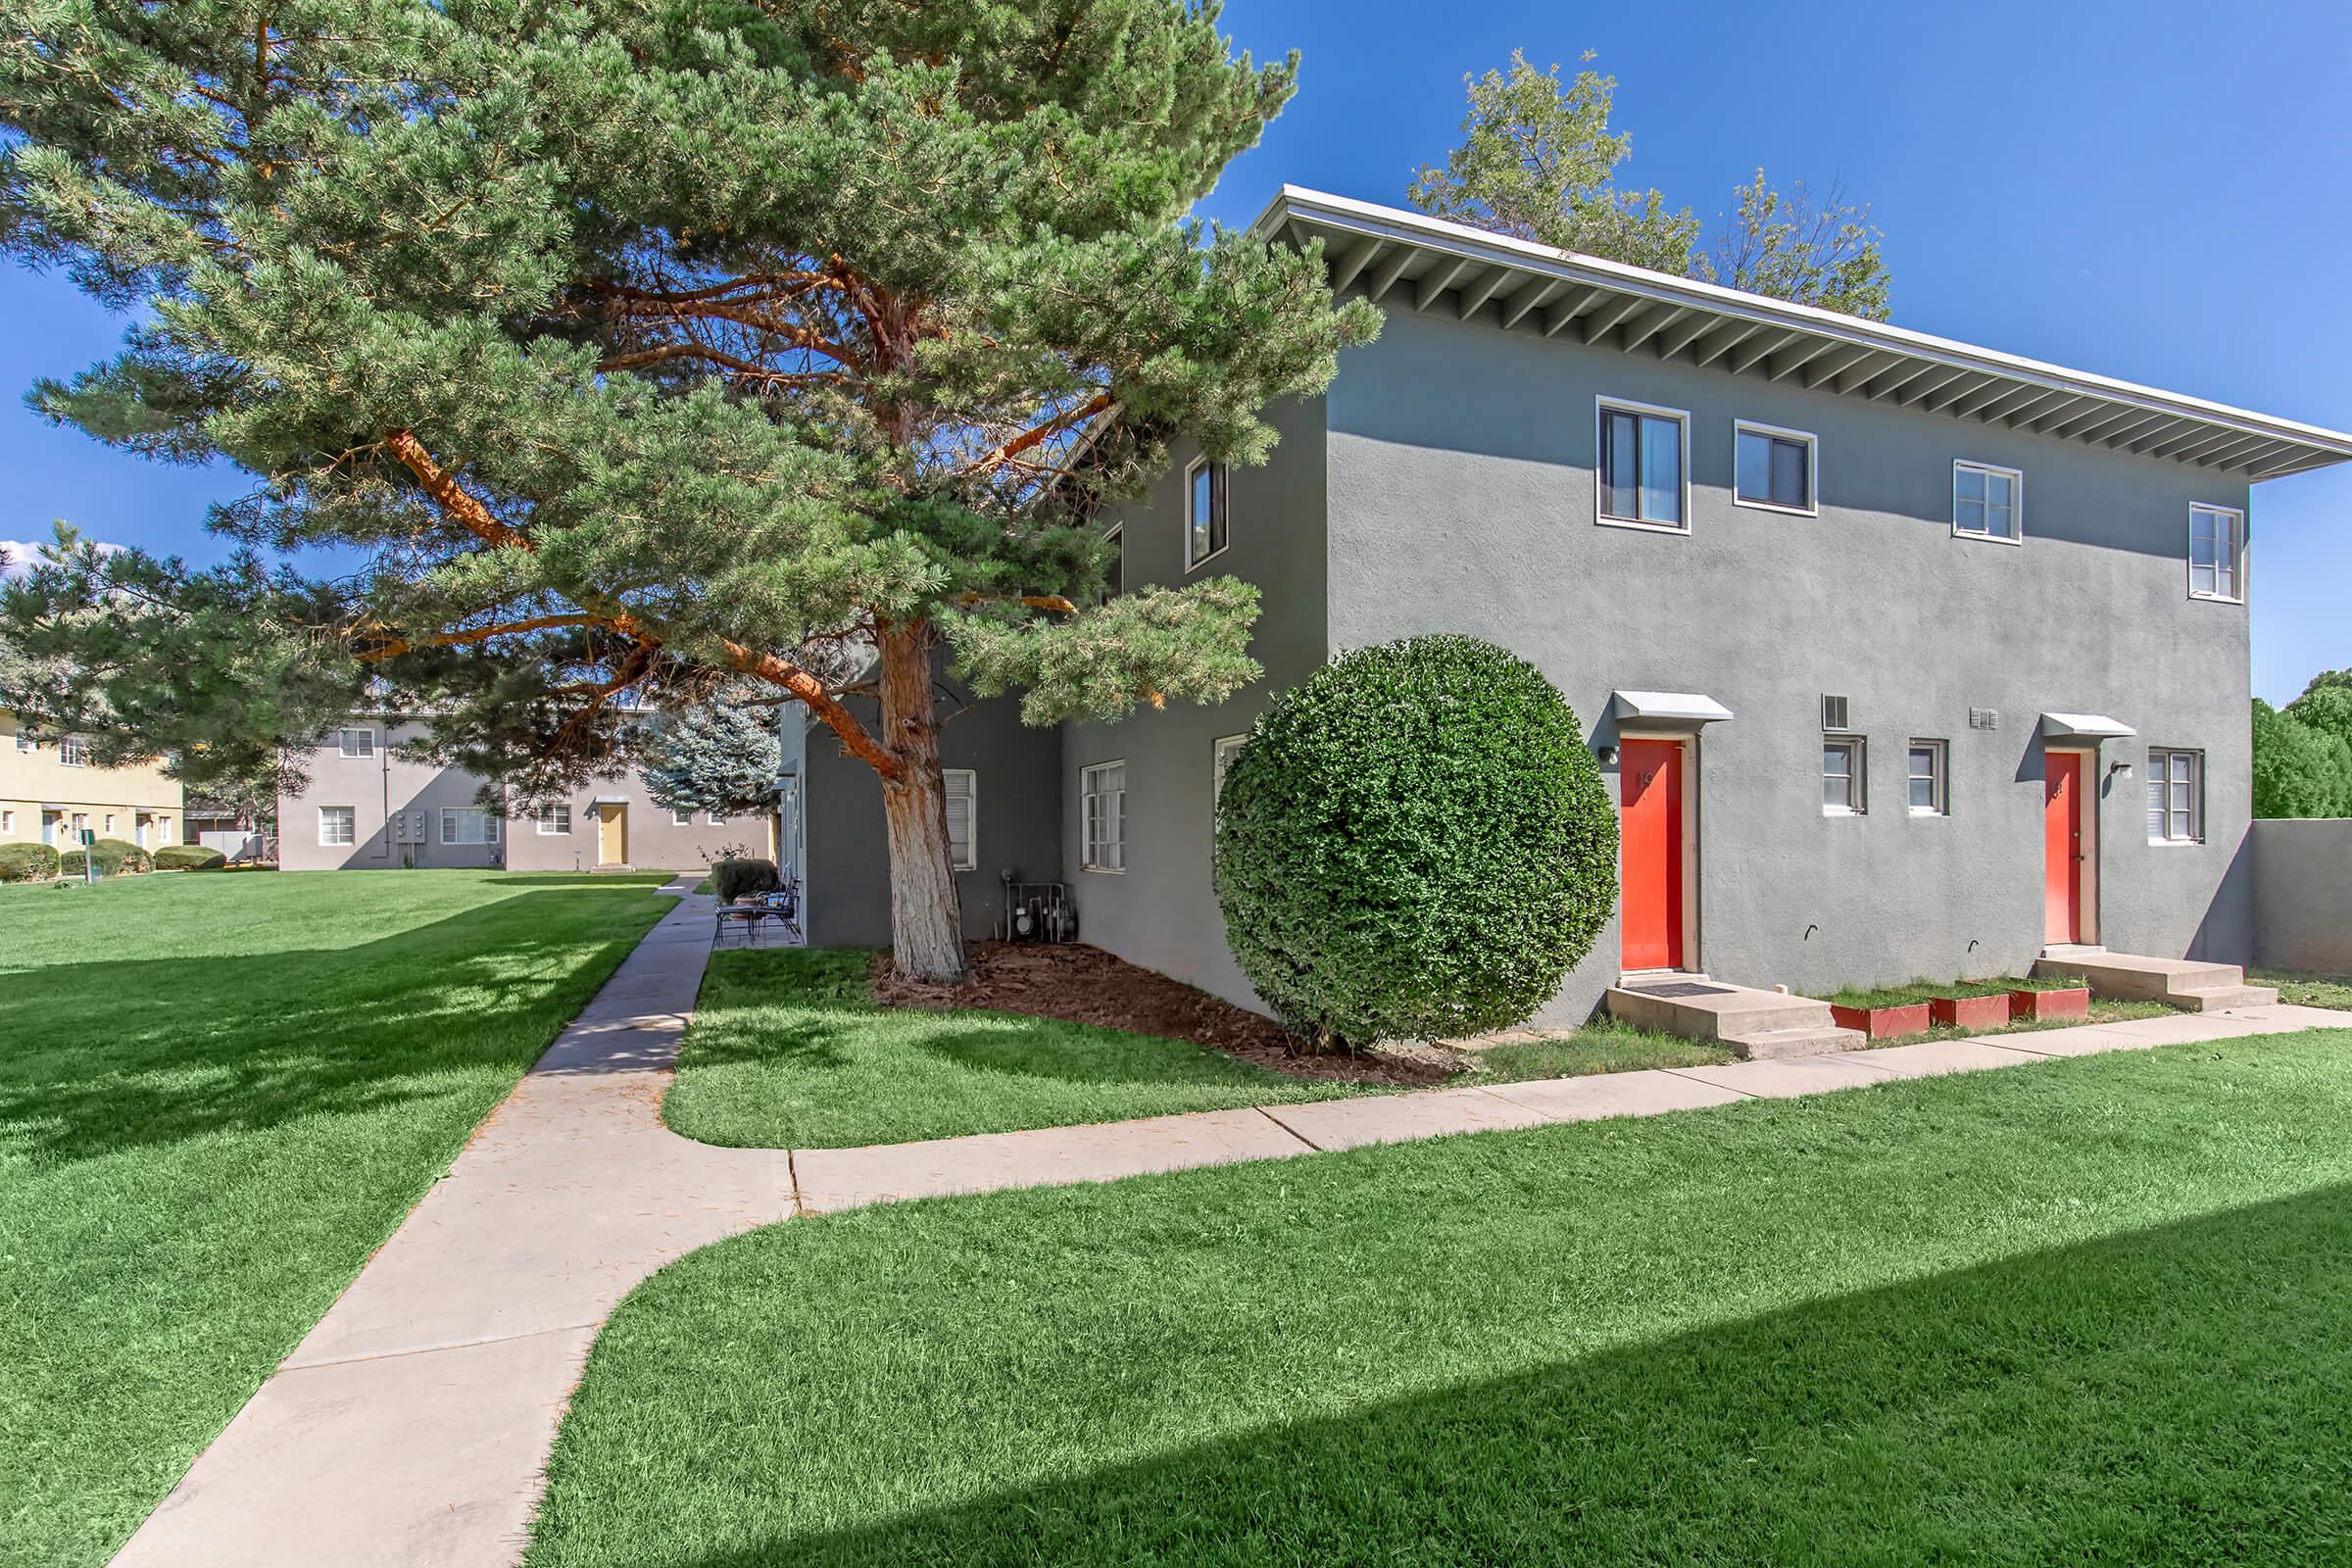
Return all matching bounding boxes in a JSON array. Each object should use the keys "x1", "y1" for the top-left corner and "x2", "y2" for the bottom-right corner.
[
  {"x1": 1612, "y1": 690, "x2": 1734, "y2": 729},
  {"x1": 1250, "y1": 186, "x2": 2352, "y2": 483},
  {"x1": 2040, "y1": 712, "x2": 2137, "y2": 742},
  {"x1": 589, "y1": 795, "x2": 631, "y2": 806}
]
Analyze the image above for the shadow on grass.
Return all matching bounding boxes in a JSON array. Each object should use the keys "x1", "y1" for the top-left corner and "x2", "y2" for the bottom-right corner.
[
  {"x1": 0, "y1": 887, "x2": 668, "y2": 1165},
  {"x1": 643, "y1": 1182, "x2": 2352, "y2": 1566}
]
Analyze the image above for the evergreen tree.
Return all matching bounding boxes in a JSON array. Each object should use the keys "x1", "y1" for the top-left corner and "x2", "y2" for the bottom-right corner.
[
  {"x1": 0, "y1": 0, "x2": 1379, "y2": 979},
  {"x1": 641, "y1": 689, "x2": 782, "y2": 820},
  {"x1": 2251, "y1": 698, "x2": 2352, "y2": 819}
]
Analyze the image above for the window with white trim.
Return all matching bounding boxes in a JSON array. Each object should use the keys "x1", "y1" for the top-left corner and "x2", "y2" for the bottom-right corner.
[
  {"x1": 13, "y1": 729, "x2": 32, "y2": 752},
  {"x1": 2147, "y1": 749, "x2": 2203, "y2": 843},
  {"x1": 707, "y1": 809, "x2": 728, "y2": 826},
  {"x1": 536, "y1": 804, "x2": 572, "y2": 836},
  {"x1": 2188, "y1": 504, "x2": 2244, "y2": 602},
  {"x1": 1104, "y1": 524, "x2": 1125, "y2": 598},
  {"x1": 1212, "y1": 734, "x2": 1248, "y2": 809},
  {"x1": 1, "y1": 810, "x2": 14, "y2": 833},
  {"x1": 104, "y1": 814, "x2": 116, "y2": 834},
  {"x1": 671, "y1": 808, "x2": 693, "y2": 826},
  {"x1": 1906, "y1": 740, "x2": 1947, "y2": 815},
  {"x1": 59, "y1": 735, "x2": 89, "y2": 766},
  {"x1": 1597, "y1": 401, "x2": 1688, "y2": 528},
  {"x1": 1185, "y1": 459, "x2": 1228, "y2": 569},
  {"x1": 1952, "y1": 461, "x2": 2022, "y2": 542},
  {"x1": 942, "y1": 768, "x2": 976, "y2": 871},
  {"x1": 318, "y1": 806, "x2": 355, "y2": 846},
  {"x1": 337, "y1": 727, "x2": 375, "y2": 758},
  {"x1": 1734, "y1": 421, "x2": 1815, "y2": 514},
  {"x1": 1082, "y1": 760, "x2": 1126, "y2": 871},
  {"x1": 1823, "y1": 737, "x2": 1865, "y2": 815},
  {"x1": 440, "y1": 808, "x2": 499, "y2": 845}
]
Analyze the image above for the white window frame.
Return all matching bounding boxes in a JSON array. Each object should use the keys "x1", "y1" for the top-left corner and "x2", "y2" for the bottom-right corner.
[
  {"x1": 1103, "y1": 523, "x2": 1125, "y2": 598},
  {"x1": 1951, "y1": 460, "x2": 2024, "y2": 545},
  {"x1": 1823, "y1": 735, "x2": 1866, "y2": 816},
  {"x1": 1905, "y1": 739, "x2": 1948, "y2": 816},
  {"x1": 318, "y1": 806, "x2": 355, "y2": 846},
  {"x1": 536, "y1": 804, "x2": 572, "y2": 836},
  {"x1": 942, "y1": 767, "x2": 977, "y2": 872},
  {"x1": 1082, "y1": 760, "x2": 1126, "y2": 872},
  {"x1": 439, "y1": 807, "x2": 499, "y2": 846},
  {"x1": 1184, "y1": 457, "x2": 1229, "y2": 571},
  {"x1": 2147, "y1": 748, "x2": 2204, "y2": 845},
  {"x1": 1732, "y1": 419, "x2": 1819, "y2": 517},
  {"x1": 337, "y1": 727, "x2": 375, "y2": 759},
  {"x1": 1212, "y1": 734, "x2": 1248, "y2": 810},
  {"x1": 671, "y1": 808, "x2": 693, "y2": 826},
  {"x1": 2, "y1": 809, "x2": 14, "y2": 833},
  {"x1": 104, "y1": 813, "x2": 116, "y2": 834},
  {"x1": 13, "y1": 730, "x2": 32, "y2": 753},
  {"x1": 1594, "y1": 397, "x2": 1692, "y2": 534},
  {"x1": 707, "y1": 808, "x2": 728, "y2": 826},
  {"x1": 2186, "y1": 504, "x2": 2246, "y2": 604},
  {"x1": 59, "y1": 734, "x2": 90, "y2": 767}
]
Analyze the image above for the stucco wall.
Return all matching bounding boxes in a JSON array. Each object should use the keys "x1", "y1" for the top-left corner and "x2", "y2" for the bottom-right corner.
[
  {"x1": 2251, "y1": 818, "x2": 2352, "y2": 972},
  {"x1": 806, "y1": 680, "x2": 1062, "y2": 948},
  {"x1": 1326, "y1": 306, "x2": 2256, "y2": 1022},
  {"x1": 1056, "y1": 394, "x2": 1330, "y2": 1004}
]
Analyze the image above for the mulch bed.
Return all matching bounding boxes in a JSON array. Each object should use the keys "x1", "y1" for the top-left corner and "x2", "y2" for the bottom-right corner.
[{"x1": 872, "y1": 942, "x2": 1449, "y2": 1087}]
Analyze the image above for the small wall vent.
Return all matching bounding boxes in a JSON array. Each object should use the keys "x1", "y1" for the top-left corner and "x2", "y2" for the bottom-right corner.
[
  {"x1": 1820, "y1": 694, "x2": 1851, "y2": 732},
  {"x1": 1969, "y1": 707, "x2": 2000, "y2": 731}
]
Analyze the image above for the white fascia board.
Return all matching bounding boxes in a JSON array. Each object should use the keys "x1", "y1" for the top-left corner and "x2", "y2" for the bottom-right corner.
[
  {"x1": 2040, "y1": 712, "x2": 2137, "y2": 741},
  {"x1": 1612, "y1": 690, "x2": 1735, "y2": 726}
]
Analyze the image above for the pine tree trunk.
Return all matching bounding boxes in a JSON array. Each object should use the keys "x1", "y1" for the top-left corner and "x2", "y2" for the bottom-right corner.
[{"x1": 876, "y1": 620, "x2": 968, "y2": 983}]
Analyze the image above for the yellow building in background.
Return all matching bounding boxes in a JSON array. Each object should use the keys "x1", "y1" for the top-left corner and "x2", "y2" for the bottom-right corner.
[{"x1": 0, "y1": 711, "x2": 182, "y2": 849}]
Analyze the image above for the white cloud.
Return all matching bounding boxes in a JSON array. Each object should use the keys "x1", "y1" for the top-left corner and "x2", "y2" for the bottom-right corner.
[{"x1": 1, "y1": 538, "x2": 126, "y2": 579}]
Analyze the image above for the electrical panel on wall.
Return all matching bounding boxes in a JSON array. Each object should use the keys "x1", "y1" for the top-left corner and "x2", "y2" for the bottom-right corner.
[{"x1": 392, "y1": 810, "x2": 426, "y2": 844}]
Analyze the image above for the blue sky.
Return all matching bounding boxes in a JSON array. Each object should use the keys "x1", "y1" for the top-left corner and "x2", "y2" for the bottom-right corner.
[{"x1": 3, "y1": 0, "x2": 2345, "y2": 700}]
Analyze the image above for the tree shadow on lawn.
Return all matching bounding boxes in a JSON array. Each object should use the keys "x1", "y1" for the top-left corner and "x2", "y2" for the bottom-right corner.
[
  {"x1": 0, "y1": 889, "x2": 666, "y2": 1166},
  {"x1": 638, "y1": 1184, "x2": 2352, "y2": 1567}
]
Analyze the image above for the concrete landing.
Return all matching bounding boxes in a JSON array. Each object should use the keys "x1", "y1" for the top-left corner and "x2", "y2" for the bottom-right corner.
[
  {"x1": 1605, "y1": 980, "x2": 1865, "y2": 1059},
  {"x1": 2035, "y1": 949, "x2": 2278, "y2": 1011}
]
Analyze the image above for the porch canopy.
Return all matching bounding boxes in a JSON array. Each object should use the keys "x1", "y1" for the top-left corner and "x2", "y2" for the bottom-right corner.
[
  {"x1": 2040, "y1": 712, "x2": 2136, "y2": 742},
  {"x1": 1610, "y1": 690, "x2": 1734, "y2": 730}
]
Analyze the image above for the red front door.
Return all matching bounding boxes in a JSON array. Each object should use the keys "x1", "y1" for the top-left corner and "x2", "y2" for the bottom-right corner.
[
  {"x1": 1620, "y1": 738, "x2": 1685, "y2": 970},
  {"x1": 2043, "y1": 753, "x2": 2082, "y2": 944}
]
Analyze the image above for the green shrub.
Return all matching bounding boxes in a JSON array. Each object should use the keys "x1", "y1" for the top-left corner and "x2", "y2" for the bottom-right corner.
[
  {"x1": 60, "y1": 838, "x2": 152, "y2": 877},
  {"x1": 1213, "y1": 634, "x2": 1617, "y2": 1051},
  {"x1": 0, "y1": 843, "x2": 61, "y2": 881},
  {"x1": 154, "y1": 844, "x2": 229, "y2": 870},
  {"x1": 711, "y1": 856, "x2": 780, "y2": 902}
]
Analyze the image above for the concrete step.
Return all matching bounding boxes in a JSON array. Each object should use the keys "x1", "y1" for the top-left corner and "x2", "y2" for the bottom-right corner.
[
  {"x1": 2035, "y1": 951, "x2": 2252, "y2": 1007},
  {"x1": 1606, "y1": 981, "x2": 1863, "y2": 1058},
  {"x1": 2173, "y1": 984, "x2": 2280, "y2": 1012},
  {"x1": 1724, "y1": 1024, "x2": 1869, "y2": 1061}
]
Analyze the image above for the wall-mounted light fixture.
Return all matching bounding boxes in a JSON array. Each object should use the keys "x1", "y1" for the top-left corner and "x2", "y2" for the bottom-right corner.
[
  {"x1": 1595, "y1": 744, "x2": 1620, "y2": 766},
  {"x1": 2109, "y1": 759, "x2": 2133, "y2": 781}
]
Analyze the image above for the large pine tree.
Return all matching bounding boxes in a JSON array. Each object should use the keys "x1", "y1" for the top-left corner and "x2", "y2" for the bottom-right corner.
[{"x1": 0, "y1": 0, "x2": 1377, "y2": 978}]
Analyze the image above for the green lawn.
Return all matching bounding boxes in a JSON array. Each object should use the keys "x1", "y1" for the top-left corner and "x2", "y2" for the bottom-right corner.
[
  {"x1": 532, "y1": 1028, "x2": 2352, "y2": 1566},
  {"x1": 0, "y1": 869, "x2": 672, "y2": 1568},
  {"x1": 2257, "y1": 967, "x2": 2352, "y2": 1010},
  {"x1": 1468, "y1": 1018, "x2": 1734, "y2": 1078},
  {"x1": 664, "y1": 948, "x2": 1383, "y2": 1148}
]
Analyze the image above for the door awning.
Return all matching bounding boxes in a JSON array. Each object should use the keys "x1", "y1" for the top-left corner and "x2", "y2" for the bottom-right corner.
[
  {"x1": 589, "y1": 795, "x2": 630, "y2": 806},
  {"x1": 1611, "y1": 690, "x2": 1734, "y2": 728},
  {"x1": 2040, "y1": 712, "x2": 2136, "y2": 742}
]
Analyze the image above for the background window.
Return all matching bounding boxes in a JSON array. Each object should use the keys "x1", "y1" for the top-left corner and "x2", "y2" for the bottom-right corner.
[
  {"x1": 1906, "y1": 741, "x2": 1947, "y2": 815},
  {"x1": 1103, "y1": 525, "x2": 1125, "y2": 598},
  {"x1": 1953, "y1": 461, "x2": 2021, "y2": 540},
  {"x1": 1823, "y1": 737, "x2": 1865, "y2": 814},
  {"x1": 671, "y1": 808, "x2": 693, "y2": 826},
  {"x1": 707, "y1": 809, "x2": 728, "y2": 826},
  {"x1": 943, "y1": 769, "x2": 977, "y2": 871},
  {"x1": 337, "y1": 728, "x2": 374, "y2": 758},
  {"x1": 2189, "y1": 505, "x2": 2243, "y2": 601},
  {"x1": 440, "y1": 808, "x2": 498, "y2": 845},
  {"x1": 1082, "y1": 760, "x2": 1126, "y2": 871},
  {"x1": 2147, "y1": 750, "x2": 2203, "y2": 843},
  {"x1": 1736, "y1": 423, "x2": 1815, "y2": 512},
  {"x1": 537, "y1": 804, "x2": 572, "y2": 835},
  {"x1": 59, "y1": 735, "x2": 89, "y2": 766},
  {"x1": 1212, "y1": 734, "x2": 1248, "y2": 808},
  {"x1": 318, "y1": 806, "x2": 355, "y2": 846},
  {"x1": 1599, "y1": 404, "x2": 1686, "y2": 526},
  {"x1": 1186, "y1": 460, "x2": 1229, "y2": 568}
]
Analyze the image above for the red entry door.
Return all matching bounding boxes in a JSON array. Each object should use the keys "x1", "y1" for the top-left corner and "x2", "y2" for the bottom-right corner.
[
  {"x1": 2043, "y1": 752, "x2": 2082, "y2": 944},
  {"x1": 1620, "y1": 739, "x2": 1685, "y2": 970}
]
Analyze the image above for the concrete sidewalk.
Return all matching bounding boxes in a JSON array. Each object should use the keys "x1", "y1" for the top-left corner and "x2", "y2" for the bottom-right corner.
[{"x1": 109, "y1": 899, "x2": 2347, "y2": 1565}]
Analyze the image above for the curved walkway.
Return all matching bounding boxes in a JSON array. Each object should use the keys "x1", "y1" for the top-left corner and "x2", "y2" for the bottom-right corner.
[{"x1": 110, "y1": 886, "x2": 2344, "y2": 1566}]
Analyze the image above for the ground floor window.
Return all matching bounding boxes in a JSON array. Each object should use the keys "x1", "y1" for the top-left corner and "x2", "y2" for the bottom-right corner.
[
  {"x1": 2147, "y1": 749, "x2": 2202, "y2": 843},
  {"x1": 440, "y1": 808, "x2": 499, "y2": 845},
  {"x1": 943, "y1": 768, "x2": 977, "y2": 870},
  {"x1": 1906, "y1": 740, "x2": 1947, "y2": 815},
  {"x1": 536, "y1": 804, "x2": 572, "y2": 836},
  {"x1": 319, "y1": 806, "x2": 355, "y2": 846},
  {"x1": 1212, "y1": 735, "x2": 1248, "y2": 810},
  {"x1": 1823, "y1": 737, "x2": 1865, "y2": 815},
  {"x1": 1082, "y1": 760, "x2": 1126, "y2": 871}
]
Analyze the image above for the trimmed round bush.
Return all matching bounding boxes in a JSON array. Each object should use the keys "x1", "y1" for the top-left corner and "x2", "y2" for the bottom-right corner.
[
  {"x1": 155, "y1": 844, "x2": 228, "y2": 870},
  {"x1": 0, "y1": 842, "x2": 61, "y2": 882},
  {"x1": 60, "y1": 838, "x2": 151, "y2": 877},
  {"x1": 1214, "y1": 635, "x2": 1617, "y2": 1050},
  {"x1": 711, "y1": 856, "x2": 780, "y2": 903}
]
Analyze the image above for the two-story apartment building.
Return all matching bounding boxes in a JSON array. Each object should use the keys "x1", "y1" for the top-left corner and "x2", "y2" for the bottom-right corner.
[{"x1": 0, "y1": 710, "x2": 181, "y2": 851}]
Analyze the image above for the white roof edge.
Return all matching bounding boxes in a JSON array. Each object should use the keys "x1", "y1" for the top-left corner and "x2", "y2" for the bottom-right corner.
[
  {"x1": 1250, "y1": 184, "x2": 2352, "y2": 461},
  {"x1": 2040, "y1": 712, "x2": 2137, "y2": 740},
  {"x1": 1612, "y1": 690, "x2": 1735, "y2": 725}
]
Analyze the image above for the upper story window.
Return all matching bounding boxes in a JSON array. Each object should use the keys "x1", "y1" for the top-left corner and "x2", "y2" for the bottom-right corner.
[
  {"x1": 1952, "y1": 460, "x2": 2022, "y2": 544},
  {"x1": 12, "y1": 729, "x2": 32, "y2": 753},
  {"x1": 1734, "y1": 421, "x2": 1816, "y2": 515},
  {"x1": 1103, "y1": 524, "x2": 1125, "y2": 598},
  {"x1": 1906, "y1": 740, "x2": 1947, "y2": 816},
  {"x1": 1185, "y1": 459, "x2": 1229, "y2": 569},
  {"x1": 671, "y1": 808, "x2": 693, "y2": 826},
  {"x1": 943, "y1": 768, "x2": 977, "y2": 871},
  {"x1": 1823, "y1": 736, "x2": 1865, "y2": 815},
  {"x1": 1597, "y1": 400, "x2": 1688, "y2": 531},
  {"x1": 2147, "y1": 749, "x2": 2203, "y2": 844},
  {"x1": 1082, "y1": 760, "x2": 1126, "y2": 872},
  {"x1": 338, "y1": 727, "x2": 375, "y2": 758},
  {"x1": 59, "y1": 735, "x2": 89, "y2": 767},
  {"x1": 2188, "y1": 504, "x2": 2244, "y2": 603}
]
